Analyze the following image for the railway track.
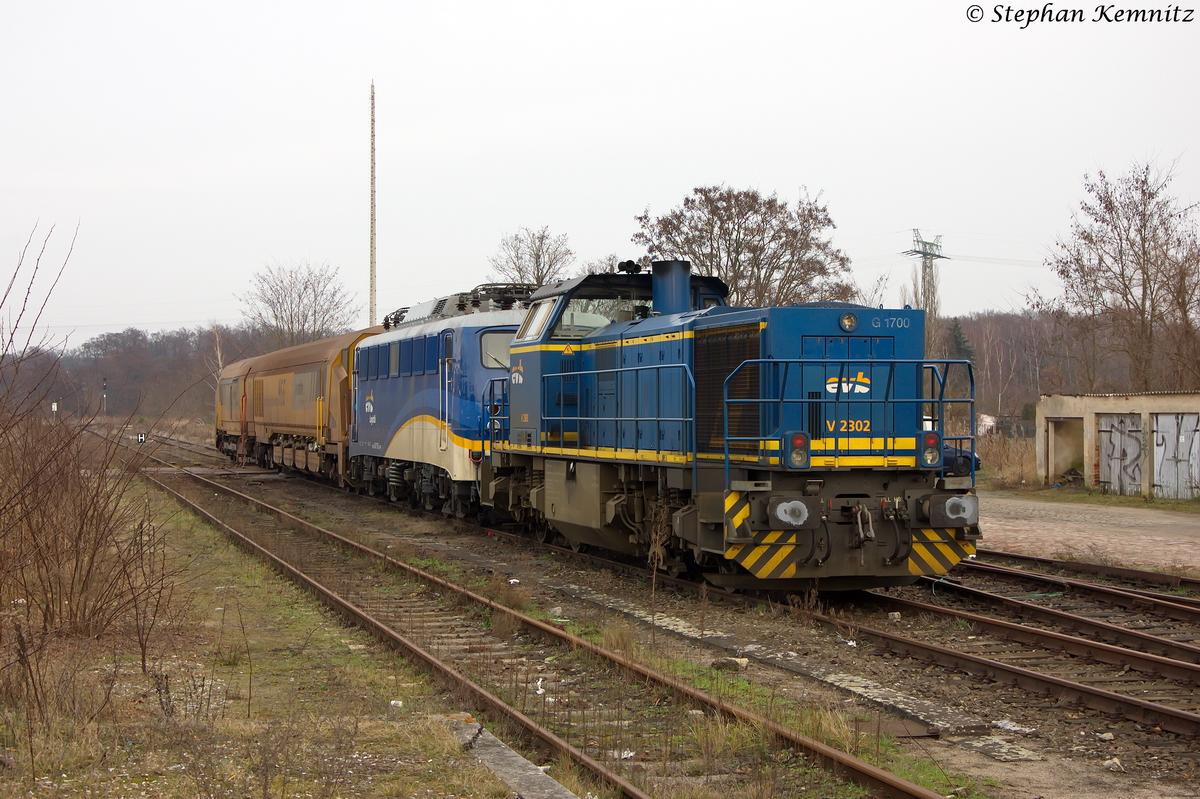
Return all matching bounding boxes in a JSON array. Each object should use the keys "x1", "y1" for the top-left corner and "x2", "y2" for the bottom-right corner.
[
  {"x1": 149, "y1": 433, "x2": 1200, "y2": 775},
  {"x1": 977, "y1": 548, "x2": 1200, "y2": 596},
  {"x1": 133, "y1": 453, "x2": 947, "y2": 799},
  {"x1": 957, "y1": 559, "x2": 1200, "y2": 626},
  {"x1": 859, "y1": 588, "x2": 1200, "y2": 738},
  {"x1": 141, "y1": 433, "x2": 243, "y2": 471},
  {"x1": 841, "y1": 555, "x2": 1200, "y2": 747}
]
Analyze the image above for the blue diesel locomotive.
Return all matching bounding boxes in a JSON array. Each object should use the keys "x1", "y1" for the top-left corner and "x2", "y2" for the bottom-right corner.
[
  {"x1": 480, "y1": 260, "x2": 979, "y2": 590},
  {"x1": 220, "y1": 262, "x2": 979, "y2": 591}
]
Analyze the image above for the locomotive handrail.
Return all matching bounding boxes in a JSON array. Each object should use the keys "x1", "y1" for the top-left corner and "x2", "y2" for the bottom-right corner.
[
  {"x1": 540, "y1": 362, "x2": 697, "y2": 463},
  {"x1": 721, "y1": 358, "x2": 976, "y2": 489},
  {"x1": 923, "y1": 362, "x2": 978, "y2": 456},
  {"x1": 485, "y1": 364, "x2": 700, "y2": 492},
  {"x1": 484, "y1": 377, "x2": 510, "y2": 449}
]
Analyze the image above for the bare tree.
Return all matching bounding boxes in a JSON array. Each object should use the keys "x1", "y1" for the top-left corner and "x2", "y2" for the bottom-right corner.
[
  {"x1": 851, "y1": 272, "x2": 890, "y2": 309},
  {"x1": 238, "y1": 260, "x2": 361, "y2": 350},
  {"x1": 969, "y1": 313, "x2": 1024, "y2": 415},
  {"x1": 1036, "y1": 161, "x2": 1200, "y2": 391},
  {"x1": 1160, "y1": 223, "x2": 1200, "y2": 386},
  {"x1": 580, "y1": 253, "x2": 621, "y2": 276},
  {"x1": 900, "y1": 261, "x2": 942, "y2": 356},
  {"x1": 632, "y1": 185, "x2": 854, "y2": 307},
  {"x1": 487, "y1": 226, "x2": 575, "y2": 286},
  {"x1": 3, "y1": 226, "x2": 185, "y2": 684}
]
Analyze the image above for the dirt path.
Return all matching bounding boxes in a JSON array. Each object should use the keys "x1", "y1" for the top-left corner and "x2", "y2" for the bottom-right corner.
[{"x1": 978, "y1": 492, "x2": 1200, "y2": 571}]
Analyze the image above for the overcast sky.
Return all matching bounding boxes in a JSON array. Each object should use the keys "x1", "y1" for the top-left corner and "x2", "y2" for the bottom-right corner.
[{"x1": 3, "y1": 1, "x2": 1196, "y2": 345}]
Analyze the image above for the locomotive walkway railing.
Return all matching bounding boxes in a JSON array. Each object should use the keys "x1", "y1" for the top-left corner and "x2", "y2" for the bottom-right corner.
[
  {"x1": 486, "y1": 363, "x2": 700, "y2": 497},
  {"x1": 540, "y1": 362, "x2": 697, "y2": 459},
  {"x1": 722, "y1": 358, "x2": 976, "y2": 488},
  {"x1": 485, "y1": 363, "x2": 698, "y2": 461},
  {"x1": 486, "y1": 357, "x2": 975, "y2": 494},
  {"x1": 484, "y1": 377, "x2": 510, "y2": 446}
]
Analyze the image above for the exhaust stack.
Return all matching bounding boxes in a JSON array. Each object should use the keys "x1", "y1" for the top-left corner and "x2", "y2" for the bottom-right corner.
[{"x1": 651, "y1": 260, "x2": 692, "y2": 317}]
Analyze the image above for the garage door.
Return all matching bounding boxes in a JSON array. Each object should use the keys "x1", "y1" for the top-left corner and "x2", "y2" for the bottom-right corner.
[
  {"x1": 1098, "y1": 414, "x2": 1142, "y2": 496},
  {"x1": 1153, "y1": 413, "x2": 1200, "y2": 500}
]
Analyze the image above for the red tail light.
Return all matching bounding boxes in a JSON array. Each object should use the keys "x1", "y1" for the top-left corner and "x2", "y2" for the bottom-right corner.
[
  {"x1": 922, "y1": 431, "x2": 941, "y2": 466},
  {"x1": 787, "y1": 432, "x2": 810, "y2": 468}
]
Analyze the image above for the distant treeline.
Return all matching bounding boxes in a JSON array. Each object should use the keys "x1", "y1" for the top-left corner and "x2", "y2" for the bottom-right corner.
[
  {"x1": 49, "y1": 324, "x2": 271, "y2": 423},
  {"x1": 39, "y1": 307, "x2": 1196, "y2": 426}
]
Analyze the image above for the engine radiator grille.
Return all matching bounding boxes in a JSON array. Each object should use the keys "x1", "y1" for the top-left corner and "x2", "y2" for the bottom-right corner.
[{"x1": 695, "y1": 324, "x2": 760, "y2": 452}]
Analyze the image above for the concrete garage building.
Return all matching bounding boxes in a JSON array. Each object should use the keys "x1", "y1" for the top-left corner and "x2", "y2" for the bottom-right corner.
[{"x1": 1037, "y1": 392, "x2": 1200, "y2": 499}]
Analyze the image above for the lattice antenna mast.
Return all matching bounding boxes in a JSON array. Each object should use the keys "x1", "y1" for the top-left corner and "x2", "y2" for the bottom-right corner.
[
  {"x1": 369, "y1": 81, "x2": 377, "y2": 327},
  {"x1": 903, "y1": 229, "x2": 948, "y2": 354}
]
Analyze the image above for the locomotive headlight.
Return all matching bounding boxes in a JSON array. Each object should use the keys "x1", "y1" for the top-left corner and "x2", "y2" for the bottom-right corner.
[
  {"x1": 787, "y1": 432, "x2": 810, "y2": 468},
  {"x1": 839, "y1": 312, "x2": 858, "y2": 332},
  {"x1": 921, "y1": 431, "x2": 942, "y2": 466}
]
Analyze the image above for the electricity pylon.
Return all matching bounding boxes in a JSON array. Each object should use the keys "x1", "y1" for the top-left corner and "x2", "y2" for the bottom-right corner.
[{"x1": 903, "y1": 229, "x2": 948, "y2": 355}]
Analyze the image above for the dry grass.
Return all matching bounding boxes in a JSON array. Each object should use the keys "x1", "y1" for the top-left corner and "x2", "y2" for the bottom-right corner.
[
  {"x1": 976, "y1": 434, "x2": 1036, "y2": 488},
  {"x1": 1047, "y1": 542, "x2": 1200, "y2": 578},
  {"x1": 600, "y1": 621, "x2": 637, "y2": 653},
  {"x1": 482, "y1": 572, "x2": 533, "y2": 611},
  {"x1": 1048, "y1": 542, "x2": 1126, "y2": 568},
  {"x1": 1020, "y1": 483, "x2": 1200, "y2": 513},
  {"x1": 546, "y1": 749, "x2": 621, "y2": 799},
  {"x1": 0, "y1": 489, "x2": 514, "y2": 798},
  {"x1": 489, "y1": 610, "x2": 521, "y2": 639},
  {"x1": 689, "y1": 714, "x2": 766, "y2": 765}
]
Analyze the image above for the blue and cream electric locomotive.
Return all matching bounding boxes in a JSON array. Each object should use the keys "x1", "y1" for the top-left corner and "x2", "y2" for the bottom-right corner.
[{"x1": 346, "y1": 285, "x2": 532, "y2": 515}]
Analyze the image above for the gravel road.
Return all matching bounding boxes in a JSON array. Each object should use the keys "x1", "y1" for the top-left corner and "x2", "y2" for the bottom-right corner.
[{"x1": 978, "y1": 492, "x2": 1200, "y2": 572}]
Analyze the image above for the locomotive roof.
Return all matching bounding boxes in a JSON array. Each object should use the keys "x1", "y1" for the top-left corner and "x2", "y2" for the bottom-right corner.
[
  {"x1": 357, "y1": 308, "x2": 527, "y2": 347},
  {"x1": 529, "y1": 271, "x2": 729, "y2": 301}
]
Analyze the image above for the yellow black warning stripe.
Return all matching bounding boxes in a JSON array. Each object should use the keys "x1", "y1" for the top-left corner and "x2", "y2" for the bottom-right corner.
[
  {"x1": 906, "y1": 528, "x2": 976, "y2": 576},
  {"x1": 724, "y1": 490, "x2": 751, "y2": 539},
  {"x1": 725, "y1": 530, "x2": 805, "y2": 580},
  {"x1": 720, "y1": 510, "x2": 975, "y2": 580}
]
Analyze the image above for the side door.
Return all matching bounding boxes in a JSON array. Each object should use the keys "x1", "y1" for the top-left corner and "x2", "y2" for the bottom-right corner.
[
  {"x1": 1153, "y1": 413, "x2": 1200, "y2": 499},
  {"x1": 1098, "y1": 413, "x2": 1143, "y2": 496},
  {"x1": 439, "y1": 330, "x2": 454, "y2": 452}
]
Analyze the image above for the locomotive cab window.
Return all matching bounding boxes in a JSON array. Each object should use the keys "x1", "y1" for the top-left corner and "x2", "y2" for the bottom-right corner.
[
  {"x1": 515, "y1": 299, "x2": 555, "y2": 342},
  {"x1": 480, "y1": 331, "x2": 512, "y2": 369},
  {"x1": 551, "y1": 288, "x2": 653, "y2": 339}
]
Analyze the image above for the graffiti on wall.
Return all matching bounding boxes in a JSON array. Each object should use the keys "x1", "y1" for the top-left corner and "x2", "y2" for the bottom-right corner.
[
  {"x1": 1098, "y1": 414, "x2": 1142, "y2": 497},
  {"x1": 1153, "y1": 413, "x2": 1200, "y2": 500}
]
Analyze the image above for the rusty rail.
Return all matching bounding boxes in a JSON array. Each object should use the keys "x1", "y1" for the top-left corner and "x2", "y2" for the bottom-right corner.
[
  {"x1": 141, "y1": 461, "x2": 946, "y2": 799},
  {"x1": 979, "y1": 548, "x2": 1200, "y2": 595},
  {"x1": 808, "y1": 606, "x2": 1200, "y2": 739}
]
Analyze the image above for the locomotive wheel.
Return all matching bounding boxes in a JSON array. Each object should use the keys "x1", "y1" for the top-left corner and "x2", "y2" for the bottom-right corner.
[
  {"x1": 569, "y1": 539, "x2": 590, "y2": 554},
  {"x1": 533, "y1": 523, "x2": 554, "y2": 544}
]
